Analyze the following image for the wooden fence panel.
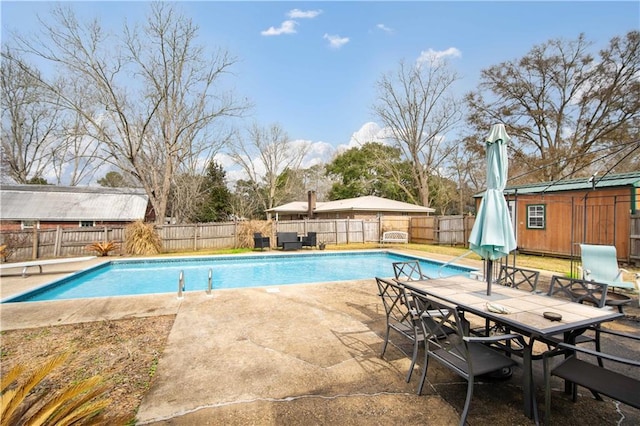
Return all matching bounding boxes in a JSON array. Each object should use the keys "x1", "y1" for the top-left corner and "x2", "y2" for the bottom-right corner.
[
  {"x1": 156, "y1": 225, "x2": 192, "y2": 252},
  {"x1": 197, "y1": 223, "x2": 237, "y2": 251},
  {"x1": 410, "y1": 216, "x2": 436, "y2": 243},
  {"x1": 274, "y1": 219, "x2": 369, "y2": 244},
  {"x1": 345, "y1": 219, "x2": 364, "y2": 244},
  {"x1": 380, "y1": 216, "x2": 410, "y2": 233},
  {"x1": 437, "y1": 216, "x2": 467, "y2": 245},
  {"x1": 364, "y1": 220, "x2": 380, "y2": 242}
]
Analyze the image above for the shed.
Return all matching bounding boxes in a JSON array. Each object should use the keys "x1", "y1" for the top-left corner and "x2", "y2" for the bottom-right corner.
[
  {"x1": 479, "y1": 172, "x2": 640, "y2": 262},
  {"x1": 0, "y1": 185, "x2": 150, "y2": 231}
]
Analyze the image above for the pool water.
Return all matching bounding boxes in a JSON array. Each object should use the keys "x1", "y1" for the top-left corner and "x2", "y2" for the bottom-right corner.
[{"x1": 3, "y1": 251, "x2": 475, "y2": 302}]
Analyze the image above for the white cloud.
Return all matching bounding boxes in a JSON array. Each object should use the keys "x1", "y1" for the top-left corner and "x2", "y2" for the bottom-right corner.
[
  {"x1": 332, "y1": 122, "x2": 391, "y2": 155},
  {"x1": 288, "y1": 9, "x2": 322, "y2": 19},
  {"x1": 261, "y1": 20, "x2": 297, "y2": 36},
  {"x1": 376, "y1": 23, "x2": 393, "y2": 34},
  {"x1": 323, "y1": 33, "x2": 350, "y2": 49},
  {"x1": 299, "y1": 140, "x2": 335, "y2": 168},
  {"x1": 417, "y1": 47, "x2": 461, "y2": 66}
]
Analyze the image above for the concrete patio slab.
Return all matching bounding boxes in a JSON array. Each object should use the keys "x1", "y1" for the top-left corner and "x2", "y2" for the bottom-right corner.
[{"x1": 1, "y1": 253, "x2": 639, "y2": 425}]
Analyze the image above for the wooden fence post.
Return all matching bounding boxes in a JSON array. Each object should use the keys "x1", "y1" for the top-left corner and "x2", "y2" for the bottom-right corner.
[
  {"x1": 54, "y1": 226, "x2": 62, "y2": 257},
  {"x1": 194, "y1": 223, "x2": 198, "y2": 251},
  {"x1": 31, "y1": 227, "x2": 38, "y2": 260}
]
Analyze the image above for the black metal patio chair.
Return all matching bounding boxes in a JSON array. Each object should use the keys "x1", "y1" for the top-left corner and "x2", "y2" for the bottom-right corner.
[
  {"x1": 374, "y1": 277, "x2": 424, "y2": 383},
  {"x1": 544, "y1": 276, "x2": 617, "y2": 367},
  {"x1": 409, "y1": 291, "x2": 525, "y2": 425},
  {"x1": 543, "y1": 328, "x2": 640, "y2": 423}
]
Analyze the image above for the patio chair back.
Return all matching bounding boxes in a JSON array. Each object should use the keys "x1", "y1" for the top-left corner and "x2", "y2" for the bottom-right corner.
[
  {"x1": 393, "y1": 261, "x2": 430, "y2": 281},
  {"x1": 547, "y1": 276, "x2": 608, "y2": 308},
  {"x1": 579, "y1": 244, "x2": 636, "y2": 291},
  {"x1": 580, "y1": 244, "x2": 621, "y2": 281},
  {"x1": 496, "y1": 265, "x2": 540, "y2": 292},
  {"x1": 374, "y1": 277, "x2": 423, "y2": 382}
]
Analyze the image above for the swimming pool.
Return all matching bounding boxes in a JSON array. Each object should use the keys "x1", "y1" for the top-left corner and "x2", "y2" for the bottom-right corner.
[{"x1": 3, "y1": 251, "x2": 476, "y2": 303}]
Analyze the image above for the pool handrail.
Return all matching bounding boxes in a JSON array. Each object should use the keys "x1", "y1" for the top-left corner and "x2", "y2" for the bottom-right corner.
[{"x1": 437, "y1": 250, "x2": 474, "y2": 278}]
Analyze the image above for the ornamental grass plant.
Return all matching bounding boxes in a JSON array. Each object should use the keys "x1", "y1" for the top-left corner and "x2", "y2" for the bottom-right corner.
[{"x1": 124, "y1": 221, "x2": 162, "y2": 256}]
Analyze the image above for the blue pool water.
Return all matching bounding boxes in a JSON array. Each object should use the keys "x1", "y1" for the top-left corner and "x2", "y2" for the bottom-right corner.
[{"x1": 3, "y1": 251, "x2": 475, "y2": 303}]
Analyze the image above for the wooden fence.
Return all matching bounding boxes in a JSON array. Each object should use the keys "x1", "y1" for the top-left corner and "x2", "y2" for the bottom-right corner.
[
  {"x1": 0, "y1": 216, "x2": 473, "y2": 262},
  {"x1": 410, "y1": 215, "x2": 475, "y2": 245}
]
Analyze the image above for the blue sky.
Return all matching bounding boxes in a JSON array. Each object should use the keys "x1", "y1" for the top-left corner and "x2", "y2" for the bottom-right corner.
[{"x1": 2, "y1": 1, "x2": 639, "y2": 164}]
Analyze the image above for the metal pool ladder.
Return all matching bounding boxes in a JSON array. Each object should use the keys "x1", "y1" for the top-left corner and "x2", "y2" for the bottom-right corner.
[{"x1": 177, "y1": 270, "x2": 185, "y2": 299}]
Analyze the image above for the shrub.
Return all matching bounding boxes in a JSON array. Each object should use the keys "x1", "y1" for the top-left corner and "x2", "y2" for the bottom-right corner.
[
  {"x1": 0, "y1": 352, "x2": 118, "y2": 426},
  {"x1": 85, "y1": 241, "x2": 119, "y2": 257},
  {"x1": 124, "y1": 221, "x2": 162, "y2": 255}
]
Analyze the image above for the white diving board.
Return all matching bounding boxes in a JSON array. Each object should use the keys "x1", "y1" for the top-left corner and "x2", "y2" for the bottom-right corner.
[{"x1": 0, "y1": 256, "x2": 97, "y2": 277}]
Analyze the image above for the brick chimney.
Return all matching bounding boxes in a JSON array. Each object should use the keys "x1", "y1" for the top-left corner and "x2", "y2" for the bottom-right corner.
[{"x1": 307, "y1": 190, "x2": 316, "y2": 219}]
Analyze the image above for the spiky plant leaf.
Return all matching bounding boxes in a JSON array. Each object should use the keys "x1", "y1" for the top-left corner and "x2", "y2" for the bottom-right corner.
[
  {"x1": 28, "y1": 376, "x2": 106, "y2": 425},
  {"x1": 50, "y1": 397, "x2": 110, "y2": 426},
  {"x1": 0, "y1": 352, "x2": 113, "y2": 426},
  {"x1": 1, "y1": 364, "x2": 24, "y2": 394},
  {"x1": 0, "y1": 352, "x2": 69, "y2": 424}
]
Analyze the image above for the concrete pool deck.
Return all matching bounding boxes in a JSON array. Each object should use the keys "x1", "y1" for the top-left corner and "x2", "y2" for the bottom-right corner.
[{"x1": 1, "y1": 252, "x2": 639, "y2": 425}]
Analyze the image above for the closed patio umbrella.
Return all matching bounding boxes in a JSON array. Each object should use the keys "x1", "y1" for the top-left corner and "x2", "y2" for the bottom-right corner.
[{"x1": 468, "y1": 123, "x2": 517, "y2": 295}]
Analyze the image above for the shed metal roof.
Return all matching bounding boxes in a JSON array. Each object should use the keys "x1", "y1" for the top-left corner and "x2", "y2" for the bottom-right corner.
[
  {"x1": 0, "y1": 185, "x2": 149, "y2": 221},
  {"x1": 503, "y1": 171, "x2": 640, "y2": 195},
  {"x1": 474, "y1": 171, "x2": 640, "y2": 197}
]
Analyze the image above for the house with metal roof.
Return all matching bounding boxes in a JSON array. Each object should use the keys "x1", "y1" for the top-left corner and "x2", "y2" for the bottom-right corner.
[
  {"x1": 480, "y1": 171, "x2": 640, "y2": 262},
  {"x1": 267, "y1": 191, "x2": 434, "y2": 221},
  {"x1": 0, "y1": 185, "x2": 150, "y2": 231}
]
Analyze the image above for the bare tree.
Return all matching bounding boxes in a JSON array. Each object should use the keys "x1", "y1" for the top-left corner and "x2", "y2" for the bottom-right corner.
[
  {"x1": 465, "y1": 31, "x2": 640, "y2": 182},
  {"x1": 12, "y1": 3, "x2": 247, "y2": 221},
  {"x1": 50, "y1": 110, "x2": 105, "y2": 185},
  {"x1": 447, "y1": 144, "x2": 481, "y2": 215},
  {"x1": 229, "y1": 123, "x2": 310, "y2": 218},
  {"x1": 168, "y1": 172, "x2": 206, "y2": 223},
  {"x1": 373, "y1": 57, "x2": 463, "y2": 207},
  {"x1": 0, "y1": 48, "x2": 62, "y2": 183}
]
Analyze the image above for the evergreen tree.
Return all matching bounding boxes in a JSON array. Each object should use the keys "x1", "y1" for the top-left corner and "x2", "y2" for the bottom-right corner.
[{"x1": 194, "y1": 161, "x2": 233, "y2": 222}]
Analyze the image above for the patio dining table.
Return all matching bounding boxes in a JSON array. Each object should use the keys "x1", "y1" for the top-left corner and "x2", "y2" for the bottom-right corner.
[{"x1": 399, "y1": 275, "x2": 623, "y2": 419}]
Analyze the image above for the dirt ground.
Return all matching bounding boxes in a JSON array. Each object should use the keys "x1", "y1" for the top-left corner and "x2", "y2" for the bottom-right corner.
[{"x1": 0, "y1": 315, "x2": 175, "y2": 424}]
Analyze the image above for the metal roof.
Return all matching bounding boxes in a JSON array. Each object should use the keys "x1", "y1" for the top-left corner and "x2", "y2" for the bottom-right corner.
[
  {"x1": 473, "y1": 171, "x2": 640, "y2": 197},
  {"x1": 503, "y1": 171, "x2": 640, "y2": 195},
  {"x1": 267, "y1": 195, "x2": 434, "y2": 214},
  {"x1": 0, "y1": 185, "x2": 149, "y2": 221}
]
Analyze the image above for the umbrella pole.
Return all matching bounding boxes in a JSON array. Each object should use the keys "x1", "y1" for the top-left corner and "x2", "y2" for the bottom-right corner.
[{"x1": 486, "y1": 259, "x2": 493, "y2": 296}]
